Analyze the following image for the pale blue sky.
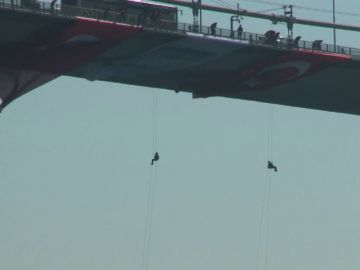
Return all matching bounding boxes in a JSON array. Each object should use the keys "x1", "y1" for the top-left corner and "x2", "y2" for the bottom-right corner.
[{"x1": 1, "y1": 1, "x2": 360, "y2": 270}]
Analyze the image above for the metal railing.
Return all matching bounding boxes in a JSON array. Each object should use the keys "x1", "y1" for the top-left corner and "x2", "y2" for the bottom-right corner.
[{"x1": 1, "y1": 0, "x2": 360, "y2": 59}]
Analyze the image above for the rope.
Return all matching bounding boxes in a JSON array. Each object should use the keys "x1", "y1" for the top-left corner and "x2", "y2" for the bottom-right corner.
[
  {"x1": 152, "y1": 90, "x2": 159, "y2": 153},
  {"x1": 255, "y1": 171, "x2": 273, "y2": 270},
  {"x1": 140, "y1": 166, "x2": 158, "y2": 270},
  {"x1": 265, "y1": 104, "x2": 274, "y2": 270},
  {"x1": 255, "y1": 165, "x2": 273, "y2": 270},
  {"x1": 264, "y1": 172, "x2": 272, "y2": 270},
  {"x1": 145, "y1": 166, "x2": 158, "y2": 265},
  {"x1": 267, "y1": 105, "x2": 274, "y2": 161},
  {"x1": 140, "y1": 166, "x2": 159, "y2": 270},
  {"x1": 255, "y1": 172, "x2": 268, "y2": 270},
  {"x1": 255, "y1": 104, "x2": 274, "y2": 270},
  {"x1": 140, "y1": 89, "x2": 160, "y2": 270},
  {"x1": 141, "y1": 168, "x2": 154, "y2": 270}
]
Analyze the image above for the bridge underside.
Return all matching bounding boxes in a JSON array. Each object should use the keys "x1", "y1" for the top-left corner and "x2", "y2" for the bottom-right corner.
[{"x1": 1, "y1": 8, "x2": 360, "y2": 115}]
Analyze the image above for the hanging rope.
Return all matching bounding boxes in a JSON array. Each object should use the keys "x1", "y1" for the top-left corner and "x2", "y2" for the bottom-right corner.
[
  {"x1": 152, "y1": 89, "x2": 158, "y2": 153},
  {"x1": 267, "y1": 105, "x2": 274, "y2": 161},
  {"x1": 255, "y1": 170, "x2": 272, "y2": 270},
  {"x1": 265, "y1": 104, "x2": 274, "y2": 270},
  {"x1": 255, "y1": 104, "x2": 275, "y2": 270},
  {"x1": 140, "y1": 166, "x2": 158, "y2": 270},
  {"x1": 255, "y1": 172, "x2": 268, "y2": 270},
  {"x1": 145, "y1": 166, "x2": 158, "y2": 264},
  {"x1": 140, "y1": 89, "x2": 160, "y2": 270},
  {"x1": 264, "y1": 172, "x2": 272, "y2": 270}
]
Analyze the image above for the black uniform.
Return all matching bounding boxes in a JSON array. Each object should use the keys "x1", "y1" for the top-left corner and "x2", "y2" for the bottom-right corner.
[
  {"x1": 267, "y1": 161, "x2": 278, "y2": 172},
  {"x1": 151, "y1": 152, "x2": 160, "y2": 165}
]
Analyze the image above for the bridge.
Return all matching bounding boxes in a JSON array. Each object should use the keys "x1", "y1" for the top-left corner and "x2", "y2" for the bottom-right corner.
[
  {"x1": 1, "y1": 0, "x2": 360, "y2": 58},
  {"x1": 1, "y1": 0, "x2": 360, "y2": 116}
]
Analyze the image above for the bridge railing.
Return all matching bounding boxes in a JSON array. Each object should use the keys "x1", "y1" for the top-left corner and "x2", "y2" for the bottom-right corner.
[{"x1": 1, "y1": 0, "x2": 360, "y2": 59}]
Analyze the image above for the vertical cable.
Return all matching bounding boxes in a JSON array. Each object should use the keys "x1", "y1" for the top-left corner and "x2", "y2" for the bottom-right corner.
[
  {"x1": 264, "y1": 173, "x2": 272, "y2": 270},
  {"x1": 152, "y1": 90, "x2": 156, "y2": 153},
  {"x1": 265, "y1": 105, "x2": 274, "y2": 270},
  {"x1": 141, "y1": 166, "x2": 157, "y2": 270},
  {"x1": 256, "y1": 105, "x2": 274, "y2": 270},
  {"x1": 152, "y1": 89, "x2": 159, "y2": 153},
  {"x1": 267, "y1": 105, "x2": 274, "y2": 161},
  {"x1": 255, "y1": 172, "x2": 269, "y2": 270},
  {"x1": 141, "y1": 167, "x2": 154, "y2": 270},
  {"x1": 141, "y1": 90, "x2": 159, "y2": 270},
  {"x1": 255, "y1": 169, "x2": 272, "y2": 270},
  {"x1": 144, "y1": 165, "x2": 158, "y2": 270},
  {"x1": 154, "y1": 90, "x2": 158, "y2": 152}
]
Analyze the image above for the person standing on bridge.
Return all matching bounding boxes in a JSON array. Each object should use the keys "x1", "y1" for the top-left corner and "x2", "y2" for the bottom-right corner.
[
  {"x1": 50, "y1": 0, "x2": 57, "y2": 15},
  {"x1": 210, "y1": 22, "x2": 217, "y2": 35},
  {"x1": 237, "y1": 23, "x2": 243, "y2": 39}
]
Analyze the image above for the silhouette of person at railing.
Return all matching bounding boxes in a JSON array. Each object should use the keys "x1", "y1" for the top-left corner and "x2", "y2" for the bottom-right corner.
[
  {"x1": 249, "y1": 34, "x2": 253, "y2": 44},
  {"x1": 237, "y1": 23, "x2": 243, "y2": 39},
  {"x1": 192, "y1": 21, "x2": 199, "y2": 32},
  {"x1": 312, "y1": 40, "x2": 322, "y2": 50},
  {"x1": 138, "y1": 7, "x2": 150, "y2": 25},
  {"x1": 118, "y1": 7, "x2": 127, "y2": 22},
  {"x1": 264, "y1": 30, "x2": 280, "y2": 46},
  {"x1": 150, "y1": 10, "x2": 160, "y2": 28},
  {"x1": 293, "y1": 36, "x2": 301, "y2": 49},
  {"x1": 210, "y1": 22, "x2": 217, "y2": 35},
  {"x1": 103, "y1": 8, "x2": 109, "y2": 19},
  {"x1": 50, "y1": 0, "x2": 57, "y2": 15}
]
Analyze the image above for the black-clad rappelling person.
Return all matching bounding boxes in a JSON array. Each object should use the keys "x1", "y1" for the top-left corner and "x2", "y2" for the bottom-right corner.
[
  {"x1": 151, "y1": 152, "x2": 160, "y2": 165},
  {"x1": 267, "y1": 161, "x2": 278, "y2": 172}
]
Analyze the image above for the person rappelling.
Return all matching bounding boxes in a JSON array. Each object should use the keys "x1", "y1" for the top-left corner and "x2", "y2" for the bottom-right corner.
[
  {"x1": 151, "y1": 152, "x2": 160, "y2": 165},
  {"x1": 237, "y1": 23, "x2": 243, "y2": 39},
  {"x1": 267, "y1": 161, "x2": 278, "y2": 172},
  {"x1": 210, "y1": 22, "x2": 217, "y2": 35}
]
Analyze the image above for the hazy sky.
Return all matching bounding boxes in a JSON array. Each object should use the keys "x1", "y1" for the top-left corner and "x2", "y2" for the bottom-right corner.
[{"x1": 1, "y1": 1, "x2": 360, "y2": 270}]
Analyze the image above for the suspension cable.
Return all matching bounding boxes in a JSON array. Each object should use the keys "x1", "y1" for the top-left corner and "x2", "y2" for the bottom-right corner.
[
  {"x1": 240, "y1": 0, "x2": 360, "y2": 17},
  {"x1": 257, "y1": 7, "x2": 283, "y2": 13},
  {"x1": 208, "y1": 0, "x2": 234, "y2": 9}
]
